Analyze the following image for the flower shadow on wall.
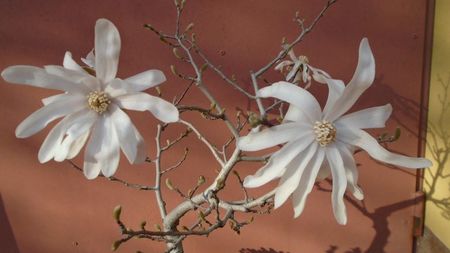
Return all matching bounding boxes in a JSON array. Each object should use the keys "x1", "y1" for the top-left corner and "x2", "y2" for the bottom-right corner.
[
  {"x1": 376, "y1": 74, "x2": 450, "y2": 220},
  {"x1": 239, "y1": 74, "x2": 442, "y2": 253}
]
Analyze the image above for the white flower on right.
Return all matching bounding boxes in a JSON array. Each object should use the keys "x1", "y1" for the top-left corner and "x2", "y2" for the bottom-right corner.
[
  {"x1": 274, "y1": 48, "x2": 330, "y2": 88},
  {"x1": 238, "y1": 38, "x2": 432, "y2": 225}
]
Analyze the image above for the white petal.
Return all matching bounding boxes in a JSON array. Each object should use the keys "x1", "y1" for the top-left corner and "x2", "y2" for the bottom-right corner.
[
  {"x1": 336, "y1": 104, "x2": 392, "y2": 129},
  {"x1": 114, "y1": 92, "x2": 179, "y2": 123},
  {"x1": 95, "y1": 18, "x2": 121, "y2": 84},
  {"x1": 243, "y1": 135, "x2": 315, "y2": 188},
  {"x1": 81, "y1": 49, "x2": 96, "y2": 68},
  {"x1": 66, "y1": 131, "x2": 90, "y2": 159},
  {"x1": 288, "y1": 49, "x2": 297, "y2": 62},
  {"x1": 338, "y1": 127, "x2": 432, "y2": 168},
  {"x1": 238, "y1": 122, "x2": 311, "y2": 151},
  {"x1": 105, "y1": 78, "x2": 131, "y2": 98},
  {"x1": 83, "y1": 116, "x2": 120, "y2": 179},
  {"x1": 63, "y1": 51, "x2": 84, "y2": 72},
  {"x1": 16, "y1": 95, "x2": 86, "y2": 138},
  {"x1": 54, "y1": 115, "x2": 96, "y2": 162},
  {"x1": 38, "y1": 109, "x2": 93, "y2": 163},
  {"x1": 274, "y1": 60, "x2": 293, "y2": 71},
  {"x1": 274, "y1": 142, "x2": 318, "y2": 209},
  {"x1": 322, "y1": 78, "x2": 345, "y2": 116},
  {"x1": 324, "y1": 38, "x2": 375, "y2": 122},
  {"x1": 42, "y1": 93, "x2": 68, "y2": 106},
  {"x1": 258, "y1": 81, "x2": 321, "y2": 123},
  {"x1": 44, "y1": 65, "x2": 99, "y2": 90},
  {"x1": 316, "y1": 160, "x2": 331, "y2": 181},
  {"x1": 109, "y1": 104, "x2": 147, "y2": 164},
  {"x1": 2, "y1": 66, "x2": 90, "y2": 93},
  {"x1": 336, "y1": 142, "x2": 364, "y2": 200},
  {"x1": 125, "y1": 70, "x2": 166, "y2": 92},
  {"x1": 325, "y1": 145, "x2": 348, "y2": 225},
  {"x1": 283, "y1": 105, "x2": 305, "y2": 123},
  {"x1": 286, "y1": 61, "x2": 301, "y2": 81},
  {"x1": 292, "y1": 148, "x2": 325, "y2": 217},
  {"x1": 309, "y1": 65, "x2": 331, "y2": 84}
]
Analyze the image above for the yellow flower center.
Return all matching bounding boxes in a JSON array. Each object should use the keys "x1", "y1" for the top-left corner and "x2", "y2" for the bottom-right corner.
[
  {"x1": 87, "y1": 91, "x2": 110, "y2": 114},
  {"x1": 313, "y1": 120, "x2": 336, "y2": 147},
  {"x1": 298, "y1": 55, "x2": 309, "y2": 64}
]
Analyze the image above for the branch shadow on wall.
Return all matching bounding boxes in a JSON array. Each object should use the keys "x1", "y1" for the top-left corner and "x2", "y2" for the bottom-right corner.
[
  {"x1": 0, "y1": 194, "x2": 20, "y2": 253},
  {"x1": 240, "y1": 74, "x2": 450, "y2": 253},
  {"x1": 240, "y1": 248, "x2": 290, "y2": 253}
]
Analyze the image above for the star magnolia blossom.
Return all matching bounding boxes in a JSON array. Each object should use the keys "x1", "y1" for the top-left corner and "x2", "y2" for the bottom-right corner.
[
  {"x1": 1, "y1": 18, "x2": 179, "y2": 179},
  {"x1": 238, "y1": 38, "x2": 432, "y2": 225},
  {"x1": 274, "y1": 48, "x2": 330, "y2": 88}
]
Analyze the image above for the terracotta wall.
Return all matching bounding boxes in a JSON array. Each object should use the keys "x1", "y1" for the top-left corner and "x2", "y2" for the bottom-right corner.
[{"x1": 0, "y1": 1, "x2": 432, "y2": 253}]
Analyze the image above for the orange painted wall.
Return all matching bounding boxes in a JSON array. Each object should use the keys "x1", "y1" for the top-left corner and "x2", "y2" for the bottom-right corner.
[{"x1": 0, "y1": 1, "x2": 432, "y2": 253}]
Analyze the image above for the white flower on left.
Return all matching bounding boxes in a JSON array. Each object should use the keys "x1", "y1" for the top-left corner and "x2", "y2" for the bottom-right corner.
[{"x1": 1, "y1": 18, "x2": 179, "y2": 179}]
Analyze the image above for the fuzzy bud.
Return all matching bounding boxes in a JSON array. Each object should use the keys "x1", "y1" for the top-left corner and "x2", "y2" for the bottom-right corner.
[
  {"x1": 173, "y1": 48, "x2": 182, "y2": 59},
  {"x1": 111, "y1": 240, "x2": 121, "y2": 251},
  {"x1": 197, "y1": 175, "x2": 206, "y2": 186},
  {"x1": 185, "y1": 22, "x2": 194, "y2": 32},
  {"x1": 170, "y1": 65, "x2": 178, "y2": 76},
  {"x1": 113, "y1": 205, "x2": 122, "y2": 221},
  {"x1": 165, "y1": 178, "x2": 175, "y2": 190},
  {"x1": 140, "y1": 221, "x2": 147, "y2": 230}
]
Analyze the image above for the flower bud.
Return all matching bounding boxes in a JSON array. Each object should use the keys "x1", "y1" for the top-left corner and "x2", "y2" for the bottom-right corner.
[
  {"x1": 111, "y1": 240, "x2": 121, "y2": 251},
  {"x1": 113, "y1": 205, "x2": 122, "y2": 221},
  {"x1": 165, "y1": 178, "x2": 175, "y2": 190},
  {"x1": 197, "y1": 175, "x2": 206, "y2": 185}
]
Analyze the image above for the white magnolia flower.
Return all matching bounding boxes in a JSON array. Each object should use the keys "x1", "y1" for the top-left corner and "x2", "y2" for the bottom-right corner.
[
  {"x1": 238, "y1": 38, "x2": 431, "y2": 225},
  {"x1": 1, "y1": 18, "x2": 179, "y2": 179},
  {"x1": 274, "y1": 48, "x2": 330, "y2": 88}
]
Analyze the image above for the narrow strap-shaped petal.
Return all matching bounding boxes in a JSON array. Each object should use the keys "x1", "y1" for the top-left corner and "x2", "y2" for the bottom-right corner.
[
  {"x1": 105, "y1": 78, "x2": 131, "y2": 98},
  {"x1": 336, "y1": 104, "x2": 392, "y2": 129},
  {"x1": 237, "y1": 122, "x2": 311, "y2": 151},
  {"x1": 16, "y1": 94, "x2": 86, "y2": 138},
  {"x1": 83, "y1": 115, "x2": 120, "y2": 179},
  {"x1": 274, "y1": 142, "x2": 318, "y2": 208},
  {"x1": 338, "y1": 127, "x2": 432, "y2": 168},
  {"x1": 125, "y1": 69, "x2": 166, "y2": 92},
  {"x1": 42, "y1": 93, "x2": 69, "y2": 106},
  {"x1": 309, "y1": 65, "x2": 331, "y2": 84},
  {"x1": 63, "y1": 51, "x2": 85, "y2": 72},
  {"x1": 243, "y1": 136, "x2": 315, "y2": 188},
  {"x1": 274, "y1": 60, "x2": 293, "y2": 71},
  {"x1": 114, "y1": 92, "x2": 179, "y2": 123},
  {"x1": 109, "y1": 104, "x2": 147, "y2": 164},
  {"x1": 44, "y1": 65, "x2": 100, "y2": 90},
  {"x1": 38, "y1": 109, "x2": 94, "y2": 163},
  {"x1": 95, "y1": 18, "x2": 121, "y2": 84},
  {"x1": 324, "y1": 38, "x2": 375, "y2": 122},
  {"x1": 326, "y1": 145, "x2": 348, "y2": 225},
  {"x1": 292, "y1": 148, "x2": 325, "y2": 217},
  {"x1": 286, "y1": 61, "x2": 301, "y2": 81},
  {"x1": 283, "y1": 105, "x2": 305, "y2": 123},
  {"x1": 336, "y1": 142, "x2": 364, "y2": 200},
  {"x1": 258, "y1": 81, "x2": 322, "y2": 123},
  {"x1": 81, "y1": 49, "x2": 96, "y2": 68},
  {"x1": 54, "y1": 114, "x2": 97, "y2": 162},
  {"x1": 2, "y1": 66, "x2": 90, "y2": 93},
  {"x1": 66, "y1": 131, "x2": 90, "y2": 159},
  {"x1": 322, "y1": 78, "x2": 345, "y2": 116}
]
